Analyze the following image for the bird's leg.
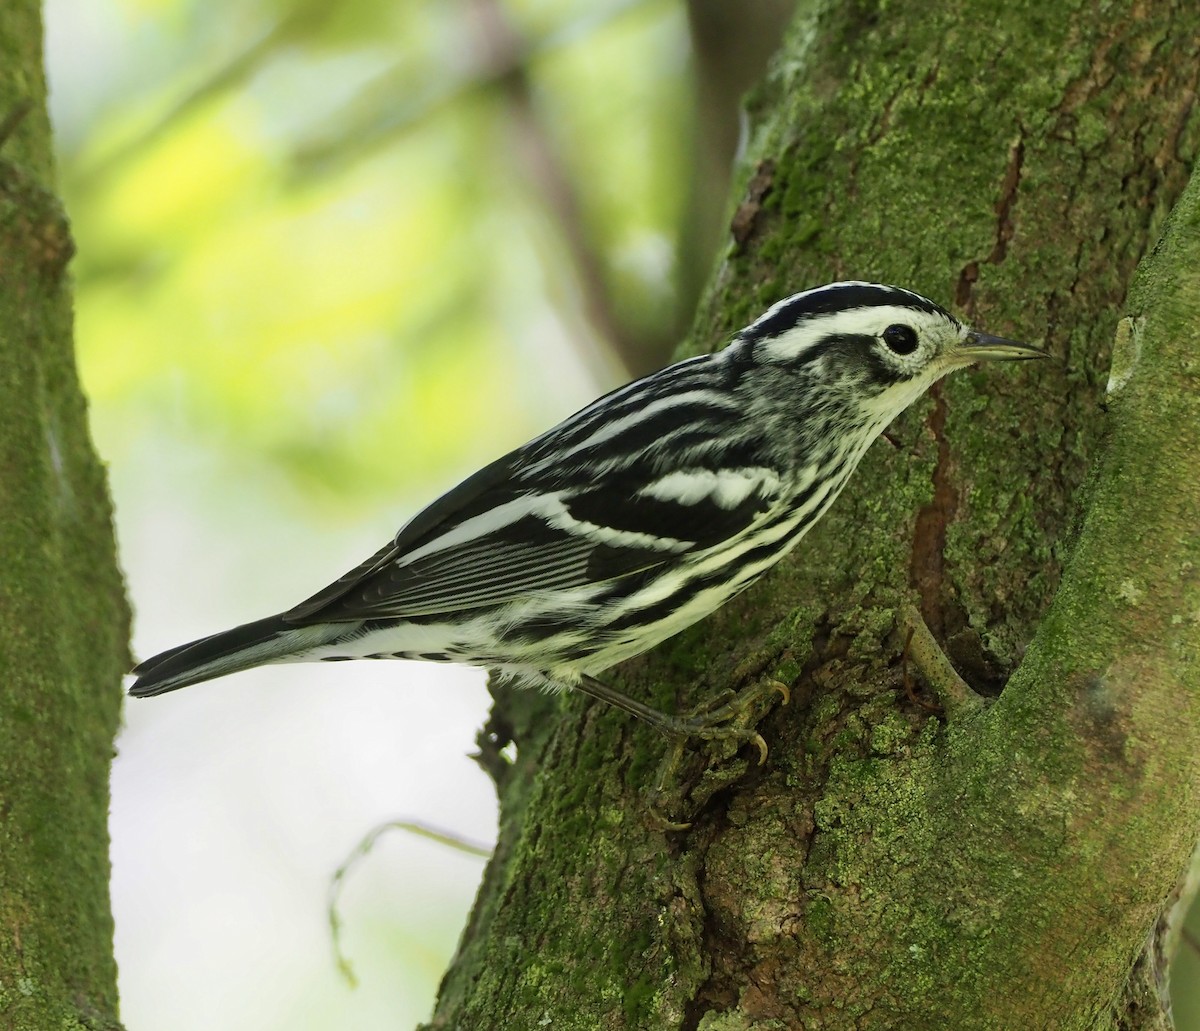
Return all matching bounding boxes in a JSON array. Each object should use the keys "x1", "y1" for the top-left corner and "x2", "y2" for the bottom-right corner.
[
  {"x1": 575, "y1": 674, "x2": 788, "y2": 763},
  {"x1": 898, "y1": 604, "x2": 985, "y2": 718}
]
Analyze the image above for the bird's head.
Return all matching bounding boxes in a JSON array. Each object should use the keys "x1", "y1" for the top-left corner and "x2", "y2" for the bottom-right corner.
[{"x1": 736, "y1": 282, "x2": 1046, "y2": 429}]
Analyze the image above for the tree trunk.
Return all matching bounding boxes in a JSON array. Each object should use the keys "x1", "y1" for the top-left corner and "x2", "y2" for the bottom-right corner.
[
  {"x1": 0, "y1": 5, "x2": 130, "y2": 1028},
  {"x1": 425, "y1": 1, "x2": 1200, "y2": 1028}
]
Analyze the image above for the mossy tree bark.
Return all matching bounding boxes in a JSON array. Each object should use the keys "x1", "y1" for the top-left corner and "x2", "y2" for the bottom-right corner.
[
  {"x1": 0, "y1": 4, "x2": 129, "y2": 1029},
  {"x1": 427, "y1": 1, "x2": 1200, "y2": 1029}
]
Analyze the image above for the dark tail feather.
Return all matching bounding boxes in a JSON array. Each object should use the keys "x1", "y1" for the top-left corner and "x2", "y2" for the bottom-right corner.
[{"x1": 129, "y1": 614, "x2": 342, "y2": 697}]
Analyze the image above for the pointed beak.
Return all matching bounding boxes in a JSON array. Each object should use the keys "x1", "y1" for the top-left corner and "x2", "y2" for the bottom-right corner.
[{"x1": 956, "y1": 329, "x2": 1049, "y2": 363}]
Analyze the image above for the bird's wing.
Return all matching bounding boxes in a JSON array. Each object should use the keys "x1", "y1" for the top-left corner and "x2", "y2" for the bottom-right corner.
[
  {"x1": 283, "y1": 354, "x2": 784, "y2": 624},
  {"x1": 282, "y1": 451, "x2": 520, "y2": 621},
  {"x1": 282, "y1": 450, "x2": 532, "y2": 621}
]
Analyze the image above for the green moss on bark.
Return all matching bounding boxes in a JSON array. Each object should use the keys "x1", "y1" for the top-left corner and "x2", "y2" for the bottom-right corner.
[{"x1": 0, "y1": 6, "x2": 129, "y2": 1029}]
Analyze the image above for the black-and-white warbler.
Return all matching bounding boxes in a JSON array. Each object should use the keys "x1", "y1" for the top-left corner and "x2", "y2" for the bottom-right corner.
[{"x1": 130, "y1": 282, "x2": 1044, "y2": 739}]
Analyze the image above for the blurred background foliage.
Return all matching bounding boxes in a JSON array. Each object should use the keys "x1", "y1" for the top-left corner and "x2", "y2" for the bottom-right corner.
[
  {"x1": 59, "y1": 0, "x2": 792, "y2": 511},
  {"x1": 46, "y1": 0, "x2": 1200, "y2": 1026}
]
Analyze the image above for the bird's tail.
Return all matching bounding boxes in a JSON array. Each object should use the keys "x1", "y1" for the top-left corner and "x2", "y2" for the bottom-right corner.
[{"x1": 129, "y1": 615, "x2": 348, "y2": 697}]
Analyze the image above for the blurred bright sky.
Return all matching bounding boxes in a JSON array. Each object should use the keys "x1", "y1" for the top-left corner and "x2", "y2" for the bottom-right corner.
[{"x1": 44, "y1": 0, "x2": 693, "y2": 1028}]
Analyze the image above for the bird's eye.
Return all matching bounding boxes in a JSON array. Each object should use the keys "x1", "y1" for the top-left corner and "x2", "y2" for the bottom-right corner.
[{"x1": 882, "y1": 324, "x2": 919, "y2": 356}]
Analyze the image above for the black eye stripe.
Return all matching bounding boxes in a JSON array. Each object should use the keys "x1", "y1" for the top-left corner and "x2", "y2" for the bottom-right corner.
[{"x1": 882, "y1": 324, "x2": 919, "y2": 355}]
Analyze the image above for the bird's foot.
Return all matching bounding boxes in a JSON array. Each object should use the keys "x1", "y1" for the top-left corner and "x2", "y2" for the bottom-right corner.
[
  {"x1": 573, "y1": 673, "x2": 789, "y2": 828},
  {"x1": 646, "y1": 678, "x2": 790, "y2": 829},
  {"x1": 664, "y1": 677, "x2": 791, "y2": 762}
]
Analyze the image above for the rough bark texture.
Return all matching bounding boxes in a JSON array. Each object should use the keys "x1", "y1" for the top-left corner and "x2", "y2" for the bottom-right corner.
[
  {"x1": 425, "y1": 1, "x2": 1200, "y2": 1028},
  {"x1": 0, "y1": 4, "x2": 130, "y2": 1028}
]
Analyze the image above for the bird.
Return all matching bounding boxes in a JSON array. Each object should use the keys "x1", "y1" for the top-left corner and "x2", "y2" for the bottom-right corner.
[{"x1": 129, "y1": 282, "x2": 1045, "y2": 741}]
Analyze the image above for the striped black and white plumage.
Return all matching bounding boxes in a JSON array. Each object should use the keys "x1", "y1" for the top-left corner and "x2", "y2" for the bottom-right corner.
[{"x1": 130, "y1": 282, "x2": 1044, "y2": 727}]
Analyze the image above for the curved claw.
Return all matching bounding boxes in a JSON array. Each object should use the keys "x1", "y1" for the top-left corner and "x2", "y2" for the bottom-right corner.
[
  {"x1": 749, "y1": 731, "x2": 769, "y2": 766},
  {"x1": 646, "y1": 806, "x2": 692, "y2": 832},
  {"x1": 674, "y1": 715, "x2": 771, "y2": 765},
  {"x1": 767, "y1": 679, "x2": 791, "y2": 706}
]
